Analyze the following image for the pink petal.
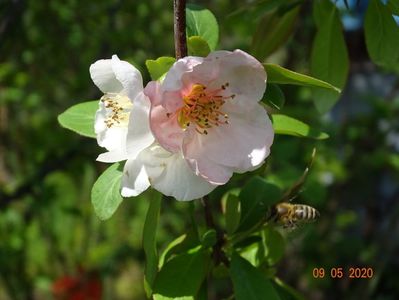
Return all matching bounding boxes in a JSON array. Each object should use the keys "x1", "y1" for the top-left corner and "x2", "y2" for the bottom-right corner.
[
  {"x1": 150, "y1": 103, "x2": 184, "y2": 153},
  {"x1": 182, "y1": 99, "x2": 273, "y2": 181}
]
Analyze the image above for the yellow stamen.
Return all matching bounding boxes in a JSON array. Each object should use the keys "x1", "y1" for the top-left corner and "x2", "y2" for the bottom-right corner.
[{"x1": 175, "y1": 83, "x2": 235, "y2": 134}]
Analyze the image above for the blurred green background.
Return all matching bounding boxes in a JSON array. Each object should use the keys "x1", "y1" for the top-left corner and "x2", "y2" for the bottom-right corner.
[{"x1": 1, "y1": 0, "x2": 398, "y2": 299}]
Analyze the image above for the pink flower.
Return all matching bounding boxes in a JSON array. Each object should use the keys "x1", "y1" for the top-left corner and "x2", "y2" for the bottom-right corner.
[{"x1": 145, "y1": 50, "x2": 274, "y2": 185}]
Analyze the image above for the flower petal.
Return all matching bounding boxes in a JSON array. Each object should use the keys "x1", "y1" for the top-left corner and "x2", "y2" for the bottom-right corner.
[
  {"x1": 196, "y1": 50, "x2": 266, "y2": 101},
  {"x1": 94, "y1": 101, "x2": 128, "y2": 160},
  {"x1": 121, "y1": 158, "x2": 151, "y2": 197},
  {"x1": 126, "y1": 92, "x2": 155, "y2": 159},
  {"x1": 162, "y1": 56, "x2": 203, "y2": 91},
  {"x1": 149, "y1": 102, "x2": 184, "y2": 153},
  {"x1": 90, "y1": 59, "x2": 123, "y2": 94},
  {"x1": 183, "y1": 99, "x2": 273, "y2": 181},
  {"x1": 140, "y1": 145, "x2": 217, "y2": 201},
  {"x1": 111, "y1": 55, "x2": 143, "y2": 100}
]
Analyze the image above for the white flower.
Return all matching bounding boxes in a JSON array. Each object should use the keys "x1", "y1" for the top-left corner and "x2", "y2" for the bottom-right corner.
[{"x1": 90, "y1": 55, "x2": 154, "y2": 162}]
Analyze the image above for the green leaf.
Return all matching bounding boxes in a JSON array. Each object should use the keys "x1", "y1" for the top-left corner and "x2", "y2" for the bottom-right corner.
[
  {"x1": 274, "y1": 277, "x2": 306, "y2": 300},
  {"x1": 311, "y1": 1, "x2": 349, "y2": 114},
  {"x1": 264, "y1": 63, "x2": 341, "y2": 92},
  {"x1": 387, "y1": 0, "x2": 399, "y2": 15},
  {"x1": 143, "y1": 193, "x2": 162, "y2": 297},
  {"x1": 186, "y1": 4, "x2": 219, "y2": 50},
  {"x1": 159, "y1": 230, "x2": 200, "y2": 268},
  {"x1": 153, "y1": 247, "x2": 211, "y2": 299},
  {"x1": 271, "y1": 114, "x2": 329, "y2": 139},
  {"x1": 201, "y1": 229, "x2": 217, "y2": 248},
  {"x1": 146, "y1": 57, "x2": 176, "y2": 81},
  {"x1": 263, "y1": 227, "x2": 285, "y2": 265},
  {"x1": 365, "y1": 0, "x2": 399, "y2": 70},
  {"x1": 57, "y1": 100, "x2": 97, "y2": 138},
  {"x1": 238, "y1": 177, "x2": 282, "y2": 232},
  {"x1": 230, "y1": 253, "x2": 281, "y2": 300},
  {"x1": 252, "y1": 6, "x2": 299, "y2": 61},
  {"x1": 223, "y1": 189, "x2": 241, "y2": 235},
  {"x1": 187, "y1": 36, "x2": 211, "y2": 57},
  {"x1": 262, "y1": 83, "x2": 285, "y2": 110},
  {"x1": 91, "y1": 162, "x2": 123, "y2": 220}
]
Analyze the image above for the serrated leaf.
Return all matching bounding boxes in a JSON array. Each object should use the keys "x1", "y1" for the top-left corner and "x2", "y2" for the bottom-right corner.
[
  {"x1": 311, "y1": 1, "x2": 349, "y2": 114},
  {"x1": 58, "y1": 100, "x2": 98, "y2": 138},
  {"x1": 271, "y1": 114, "x2": 329, "y2": 139},
  {"x1": 91, "y1": 163, "x2": 123, "y2": 220},
  {"x1": 186, "y1": 4, "x2": 219, "y2": 50},
  {"x1": 262, "y1": 83, "x2": 285, "y2": 110},
  {"x1": 143, "y1": 193, "x2": 162, "y2": 297},
  {"x1": 146, "y1": 57, "x2": 176, "y2": 81},
  {"x1": 252, "y1": 6, "x2": 299, "y2": 61},
  {"x1": 238, "y1": 177, "x2": 282, "y2": 232},
  {"x1": 230, "y1": 253, "x2": 281, "y2": 300},
  {"x1": 187, "y1": 36, "x2": 211, "y2": 57},
  {"x1": 264, "y1": 63, "x2": 341, "y2": 92},
  {"x1": 153, "y1": 247, "x2": 210, "y2": 299},
  {"x1": 365, "y1": 0, "x2": 399, "y2": 70}
]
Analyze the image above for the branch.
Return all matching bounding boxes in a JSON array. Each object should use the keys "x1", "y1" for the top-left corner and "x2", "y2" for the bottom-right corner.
[{"x1": 173, "y1": 0, "x2": 187, "y2": 59}]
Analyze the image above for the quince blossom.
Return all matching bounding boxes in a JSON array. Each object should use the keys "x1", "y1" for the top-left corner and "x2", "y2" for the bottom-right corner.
[
  {"x1": 90, "y1": 55, "x2": 154, "y2": 162},
  {"x1": 90, "y1": 55, "x2": 216, "y2": 200},
  {"x1": 146, "y1": 50, "x2": 274, "y2": 185}
]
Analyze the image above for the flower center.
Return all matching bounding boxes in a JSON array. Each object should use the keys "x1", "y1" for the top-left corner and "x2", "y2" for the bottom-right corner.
[
  {"x1": 101, "y1": 93, "x2": 133, "y2": 128},
  {"x1": 175, "y1": 83, "x2": 235, "y2": 135}
]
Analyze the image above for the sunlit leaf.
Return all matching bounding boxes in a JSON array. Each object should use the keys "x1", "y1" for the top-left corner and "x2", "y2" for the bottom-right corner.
[
  {"x1": 143, "y1": 193, "x2": 162, "y2": 297},
  {"x1": 91, "y1": 163, "x2": 123, "y2": 220},
  {"x1": 365, "y1": 0, "x2": 399, "y2": 71},
  {"x1": 153, "y1": 247, "x2": 211, "y2": 299},
  {"x1": 146, "y1": 57, "x2": 176, "y2": 81},
  {"x1": 271, "y1": 114, "x2": 329, "y2": 140},
  {"x1": 186, "y1": 4, "x2": 219, "y2": 50},
  {"x1": 57, "y1": 100, "x2": 97, "y2": 138},
  {"x1": 238, "y1": 177, "x2": 282, "y2": 232},
  {"x1": 311, "y1": 0, "x2": 349, "y2": 114},
  {"x1": 230, "y1": 253, "x2": 281, "y2": 300},
  {"x1": 187, "y1": 36, "x2": 211, "y2": 57},
  {"x1": 264, "y1": 64, "x2": 341, "y2": 92},
  {"x1": 252, "y1": 5, "x2": 299, "y2": 61}
]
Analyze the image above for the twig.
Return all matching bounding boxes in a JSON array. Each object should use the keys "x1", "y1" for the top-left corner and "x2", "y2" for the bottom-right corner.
[{"x1": 173, "y1": 0, "x2": 187, "y2": 59}]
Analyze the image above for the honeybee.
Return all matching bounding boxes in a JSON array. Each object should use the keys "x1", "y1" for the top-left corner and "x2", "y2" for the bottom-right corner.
[{"x1": 270, "y1": 202, "x2": 320, "y2": 229}]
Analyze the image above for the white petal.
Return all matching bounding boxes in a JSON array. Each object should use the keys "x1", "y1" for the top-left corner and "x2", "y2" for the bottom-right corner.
[
  {"x1": 111, "y1": 55, "x2": 143, "y2": 100},
  {"x1": 126, "y1": 92, "x2": 155, "y2": 159},
  {"x1": 121, "y1": 158, "x2": 151, "y2": 197},
  {"x1": 90, "y1": 59, "x2": 123, "y2": 93},
  {"x1": 140, "y1": 145, "x2": 217, "y2": 201},
  {"x1": 97, "y1": 150, "x2": 128, "y2": 163},
  {"x1": 95, "y1": 104, "x2": 128, "y2": 152}
]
